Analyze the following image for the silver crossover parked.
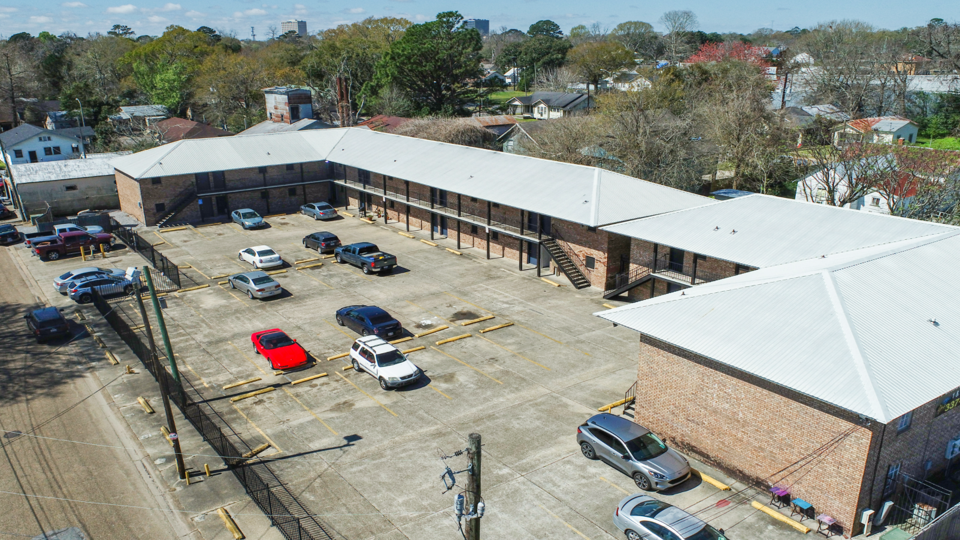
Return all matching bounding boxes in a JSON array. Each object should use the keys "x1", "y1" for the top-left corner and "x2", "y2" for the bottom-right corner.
[
  {"x1": 227, "y1": 271, "x2": 282, "y2": 299},
  {"x1": 613, "y1": 495, "x2": 728, "y2": 540},
  {"x1": 53, "y1": 266, "x2": 124, "y2": 294},
  {"x1": 577, "y1": 413, "x2": 691, "y2": 491}
]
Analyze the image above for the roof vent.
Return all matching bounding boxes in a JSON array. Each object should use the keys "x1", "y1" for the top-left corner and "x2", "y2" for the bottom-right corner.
[
  {"x1": 929, "y1": 318, "x2": 940, "y2": 327},
  {"x1": 714, "y1": 226, "x2": 719, "y2": 231},
  {"x1": 729, "y1": 229, "x2": 737, "y2": 235}
]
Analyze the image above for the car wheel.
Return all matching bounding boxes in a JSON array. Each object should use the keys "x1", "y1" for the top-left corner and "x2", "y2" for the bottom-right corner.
[
  {"x1": 633, "y1": 472, "x2": 653, "y2": 491},
  {"x1": 317, "y1": 246, "x2": 323, "y2": 254},
  {"x1": 625, "y1": 530, "x2": 642, "y2": 540},
  {"x1": 124, "y1": 285, "x2": 133, "y2": 295},
  {"x1": 247, "y1": 290, "x2": 254, "y2": 299},
  {"x1": 79, "y1": 293, "x2": 91, "y2": 303},
  {"x1": 580, "y1": 442, "x2": 597, "y2": 460},
  {"x1": 314, "y1": 214, "x2": 319, "y2": 220},
  {"x1": 103, "y1": 244, "x2": 111, "y2": 252},
  {"x1": 48, "y1": 251, "x2": 60, "y2": 260},
  {"x1": 379, "y1": 378, "x2": 389, "y2": 390},
  {"x1": 238, "y1": 253, "x2": 242, "y2": 260},
  {"x1": 362, "y1": 265, "x2": 371, "y2": 275},
  {"x1": 254, "y1": 345, "x2": 260, "y2": 355},
  {"x1": 335, "y1": 254, "x2": 342, "y2": 263},
  {"x1": 229, "y1": 280, "x2": 235, "y2": 289},
  {"x1": 336, "y1": 316, "x2": 344, "y2": 326},
  {"x1": 361, "y1": 328, "x2": 368, "y2": 336},
  {"x1": 352, "y1": 359, "x2": 361, "y2": 372}
]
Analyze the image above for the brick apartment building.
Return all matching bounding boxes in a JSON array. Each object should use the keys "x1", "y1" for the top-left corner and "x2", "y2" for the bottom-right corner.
[
  {"x1": 109, "y1": 128, "x2": 707, "y2": 288},
  {"x1": 599, "y1": 230, "x2": 960, "y2": 537}
]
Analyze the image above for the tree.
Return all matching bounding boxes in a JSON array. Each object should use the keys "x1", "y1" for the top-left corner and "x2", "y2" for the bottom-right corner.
[
  {"x1": 794, "y1": 143, "x2": 893, "y2": 207},
  {"x1": 528, "y1": 20, "x2": 562, "y2": 39},
  {"x1": 687, "y1": 42, "x2": 770, "y2": 65},
  {"x1": 108, "y1": 25, "x2": 135, "y2": 38},
  {"x1": 611, "y1": 21, "x2": 661, "y2": 60},
  {"x1": 660, "y1": 10, "x2": 698, "y2": 63},
  {"x1": 0, "y1": 39, "x2": 37, "y2": 126},
  {"x1": 918, "y1": 19, "x2": 960, "y2": 72},
  {"x1": 567, "y1": 41, "x2": 634, "y2": 101},
  {"x1": 372, "y1": 12, "x2": 482, "y2": 115},
  {"x1": 497, "y1": 35, "x2": 571, "y2": 90},
  {"x1": 393, "y1": 117, "x2": 496, "y2": 148},
  {"x1": 481, "y1": 27, "x2": 526, "y2": 64},
  {"x1": 120, "y1": 26, "x2": 216, "y2": 114}
]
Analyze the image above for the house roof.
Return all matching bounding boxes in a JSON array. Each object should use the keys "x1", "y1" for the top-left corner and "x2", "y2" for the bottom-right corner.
[
  {"x1": 596, "y1": 231, "x2": 960, "y2": 423},
  {"x1": 845, "y1": 116, "x2": 915, "y2": 133},
  {"x1": 237, "y1": 118, "x2": 333, "y2": 136},
  {"x1": 509, "y1": 92, "x2": 591, "y2": 110},
  {"x1": 800, "y1": 104, "x2": 850, "y2": 122},
  {"x1": 11, "y1": 153, "x2": 128, "y2": 184},
  {"x1": 115, "y1": 105, "x2": 170, "y2": 120},
  {"x1": 600, "y1": 194, "x2": 951, "y2": 267},
  {"x1": 356, "y1": 115, "x2": 413, "y2": 133},
  {"x1": 0, "y1": 124, "x2": 89, "y2": 148},
  {"x1": 57, "y1": 126, "x2": 95, "y2": 140},
  {"x1": 154, "y1": 118, "x2": 232, "y2": 142},
  {"x1": 262, "y1": 86, "x2": 310, "y2": 96},
  {"x1": 111, "y1": 127, "x2": 708, "y2": 227},
  {"x1": 469, "y1": 115, "x2": 518, "y2": 128}
]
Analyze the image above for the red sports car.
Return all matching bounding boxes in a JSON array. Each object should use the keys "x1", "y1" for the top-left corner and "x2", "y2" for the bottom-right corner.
[{"x1": 251, "y1": 329, "x2": 308, "y2": 370}]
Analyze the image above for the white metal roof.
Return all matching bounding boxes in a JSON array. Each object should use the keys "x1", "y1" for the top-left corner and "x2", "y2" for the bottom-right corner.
[
  {"x1": 601, "y1": 194, "x2": 952, "y2": 267},
  {"x1": 112, "y1": 127, "x2": 707, "y2": 227},
  {"x1": 597, "y1": 231, "x2": 960, "y2": 423},
  {"x1": 11, "y1": 153, "x2": 127, "y2": 184}
]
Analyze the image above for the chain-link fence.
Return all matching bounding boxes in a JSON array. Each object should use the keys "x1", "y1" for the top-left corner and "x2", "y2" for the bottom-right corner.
[{"x1": 109, "y1": 219, "x2": 182, "y2": 291}]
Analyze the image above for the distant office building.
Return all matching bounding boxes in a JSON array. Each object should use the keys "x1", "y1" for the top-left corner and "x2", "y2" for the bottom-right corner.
[
  {"x1": 464, "y1": 19, "x2": 489, "y2": 36},
  {"x1": 281, "y1": 20, "x2": 307, "y2": 37}
]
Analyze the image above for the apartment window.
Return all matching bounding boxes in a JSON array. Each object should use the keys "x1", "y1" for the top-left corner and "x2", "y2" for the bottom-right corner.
[
  {"x1": 585, "y1": 256, "x2": 596, "y2": 270},
  {"x1": 389, "y1": 200, "x2": 395, "y2": 209},
  {"x1": 53, "y1": 146, "x2": 61, "y2": 155},
  {"x1": 470, "y1": 197, "x2": 477, "y2": 202},
  {"x1": 260, "y1": 190, "x2": 269, "y2": 200},
  {"x1": 871, "y1": 197, "x2": 881, "y2": 207},
  {"x1": 286, "y1": 164, "x2": 295, "y2": 171},
  {"x1": 897, "y1": 411, "x2": 913, "y2": 433},
  {"x1": 155, "y1": 203, "x2": 166, "y2": 213},
  {"x1": 13, "y1": 150, "x2": 22, "y2": 158},
  {"x1": 258, "y1": 166, "x2": 267, "y2": 174},
  {"x1": 358, "y1": 169, "x2": 370, "y2": 184},
  {"x1": 288, "y1": 187, "x2": 297, "y2": 196},
  {"x1": 883, "y1": 463, "x2": 901, "y2": 497},
  {"x1": 151, "y1": 178, "x2": 162, "y2": 185},
  {"x1": 44, "y1": 147, "x2": 53, "y2": 156},
  {"x1": 64, "y1": 185, "x2": 78, "y2": 191},
  {"x1": 72, "y1": 144, "x2": 80, "y2": 154},
  {"x1": 39, "y1": 135, "x2": 51, "y2": 142},
  {"x1": 492, "y1": 203, "x2": 500, "y2": 208},
  {"x1": 470, "y1": 225, "x2": 478, "y2": 235},
  {"x1": 491, "y1": 231, "x2": 499, "y2": 240}
]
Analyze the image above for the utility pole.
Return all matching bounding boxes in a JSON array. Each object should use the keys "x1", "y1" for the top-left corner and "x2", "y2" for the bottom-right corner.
[
  {"x1": 143, "y1": 268, "x2": 181, "y2": 384},
  {"x1": 466, "y1": 433, "x2": 482, "y2": 540},
  {"x1": 134, "y1": 282, "x2": 186, "y2": 479}
]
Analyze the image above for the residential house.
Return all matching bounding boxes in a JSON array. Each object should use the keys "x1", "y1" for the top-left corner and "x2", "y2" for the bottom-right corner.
[
  {"x1": 8, "y1": 153, "x2": 126, "y2": 216},
  {"x1": 44, "y1": 111, "x2": 77, "y2": 130},
  {"x1": 801, "y1": 104, "x2": 850, "y2": 123},
  {"x1": 109, "y1": 105, "x2": 170, "y2": 129},
  {"x1": 610, "y1": 71, "x2": 652, "y2": 92},
  {"x1": 0, "y1": 124, "x2": 91, "y2": 165},
  {"x1": 506, "y1": 92, "x2": 592, "y2": 119},
  {"x1": 833, "y1": 116, "x2": 919, "y2": 146},
  {"x1": 152, "y1": 118, "x2": 232, "y2": 143},
  {"x1": 498, "y1": 120, "x2": 555, "y2": 154},
  {"x1": 0, "y1": 99, "x2": 61, "y2": 130},
  {"x1": 356, "y1": 115, "x2": 413, "y2": 133},
  {"x1": 468, "y1": 115, "x2": 517, "y2": 137},
  {"x1": 482, "y1": 71, "x2": 507, "y2": 86},
  {"x1": 238, "y1": 87, "x2": 334, "y2": 135},
  {"x1": 795, "y1": 156, "x2": 921, "y2": 215},
  {"x1": 503, "y1": 67, "x2": 522, "y2": 86}
]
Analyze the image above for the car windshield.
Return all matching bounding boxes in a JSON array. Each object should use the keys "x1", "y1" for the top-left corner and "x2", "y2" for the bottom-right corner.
[
  {"x1": 240, "y1": 212, "x2": 259, "y2": 219},
  {"x1": 59, "y1": 271, "x2": 76, "y2": 279},
  {"x1": 684, "y1": 525, "x2": 727, "y2": 540},
  {"x1": 251, "y1": 276, "x2": 275, "y2": 286},
  {"x1": 357, "y1": 245, "x2": 379, "y2": 255},
  {"x1": 625, "y1": 432, "x2": 669, "y2": 460},
  {"x1": 260, "y1": 333, "x2": 294, "y2": 349},
  {"x1": 0, "y1": 225, "x2": 14, "y2": 232},
  {"x1": 376, "y1": 350, "x2": 406, "y2": 367},
  {"x1": 629, "y1": 499, "x2": 673, "y2": 518},
  {"x1": 367, "y1": 313, "x2": 394, "y2": 325},
  {"x1": 256, "y1": 249, "x2": 276, "y2": 257}
]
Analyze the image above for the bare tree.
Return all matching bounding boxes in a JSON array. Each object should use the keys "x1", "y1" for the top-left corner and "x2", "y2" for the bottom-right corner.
[
  {"x1": 0, "y1": 40, "x2": 37, "y2": 127},
  {"x1": 514, "y1": 116, "x2": 604, "y2": 166},
  {"x1": 393, "y1": 116, "x2": 496, "y2": 148},
  {"x1": 534, "y1": 67, "x2": 578, "y2": 92},
  {"x1": 918, "y1": 19, "x2": 960, "y2": 72},
  {"x1": 794, "y1": 143, "x2": 892, "y2": 207},
  {"x1": 660, "y1": 10, "x2": 698, "y2": 63}
]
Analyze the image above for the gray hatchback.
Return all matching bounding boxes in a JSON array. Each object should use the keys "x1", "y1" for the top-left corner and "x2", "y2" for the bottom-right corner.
[
  {"x1": 227, "y1": 271, "x2": 282, "y2": 299},
  {"x1": 577, "y1": 413, "x2": 691, "y2": 491}
]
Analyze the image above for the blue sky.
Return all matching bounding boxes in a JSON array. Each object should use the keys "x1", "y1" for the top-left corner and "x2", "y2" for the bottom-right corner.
[{"x1": 1, "y1": 0, "x2": 957, "y2": 39}]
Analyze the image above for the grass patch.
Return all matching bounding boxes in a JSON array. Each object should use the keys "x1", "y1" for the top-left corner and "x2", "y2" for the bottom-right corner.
[
  {"x1": 486, "y1": 90, "x2": 527, "y2": 105},
  {"x1": 912, "y1": 136, "x2": 960, "y2": 150}
]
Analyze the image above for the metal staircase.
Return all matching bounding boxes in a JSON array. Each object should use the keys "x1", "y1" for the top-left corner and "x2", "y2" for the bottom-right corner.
[
  {"x1": 603, "y1": 266, "x2": 654, "y2": 299},
  {"x1": 541, "y1": 237, "x2": 591, "y2": 289},
  {"x1": 156, "y1": 189, "x2": 197, "y2": 228}
]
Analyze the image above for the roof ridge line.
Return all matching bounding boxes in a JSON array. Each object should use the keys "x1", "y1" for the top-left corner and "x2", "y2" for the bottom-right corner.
[
  {"x1": 820, "y1": 269, "x2": 888, "y2": 422},
  {"x1": 137, "y1": 140, "x2": 184, "y2": 179},
  {"x1": 318, "y1": 128, "x2": 350, "y2": 161},
  {"x1": 590, "y1": 168, "x2": 602, "y2": 226}
]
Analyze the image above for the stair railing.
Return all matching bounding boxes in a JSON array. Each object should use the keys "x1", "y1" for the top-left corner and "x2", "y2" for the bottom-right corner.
[
  {"x1": 158, "y1": 187, "x2": 198, "y2": 226},
  {"x1": 548, "y1": 227, "x2": 591, "y2": 281},
  {"x1": 623, "y1": 381, "x2": 637, "y2": 415}
]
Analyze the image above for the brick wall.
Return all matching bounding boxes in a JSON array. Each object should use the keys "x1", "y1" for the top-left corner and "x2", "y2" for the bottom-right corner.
[
  {"x1": 120, "y1": 172, "x2": 195, "y2": 226},
  {"x1": 115, "y1": 170, "x2": 144, "y2": 224},
  {"x1": 635, "y1": 335, "x2": 875, "y2": 535}
]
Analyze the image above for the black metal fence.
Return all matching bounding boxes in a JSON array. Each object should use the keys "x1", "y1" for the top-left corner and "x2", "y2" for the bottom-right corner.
[
  {"x1": 109, "y1": 219, "x2": 182, "y2": 291},
  {"x1": 90, "y1": 290, "x2": 339, "y2": 540}
]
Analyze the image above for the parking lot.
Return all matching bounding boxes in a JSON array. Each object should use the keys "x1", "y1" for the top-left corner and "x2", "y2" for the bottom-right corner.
[{"x1": 16, "y1": 210, "x2": 807, "y2": 540}]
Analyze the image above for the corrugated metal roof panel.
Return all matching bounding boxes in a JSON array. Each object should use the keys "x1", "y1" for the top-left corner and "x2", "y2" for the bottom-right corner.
[
  {"x1": 597, "y1": 232, "x2": 960, "y2": 422},
  {"x1": 12, "y1": 153, "x2": 125, "y2": 184},
  {"x1": 601, "y1": 194, "x2": 951, "y2": 267}
]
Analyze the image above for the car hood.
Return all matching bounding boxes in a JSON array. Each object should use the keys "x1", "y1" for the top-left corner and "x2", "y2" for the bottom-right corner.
[
  {"x1": 644, "y1": 448, "x2": 690, "y2": 478},
  {"x1": 266, "y1": 344, "x2": 307, "y2": 369},
  {"x1": 378, "y1": 361, "x2": 418, "y2": 379}
]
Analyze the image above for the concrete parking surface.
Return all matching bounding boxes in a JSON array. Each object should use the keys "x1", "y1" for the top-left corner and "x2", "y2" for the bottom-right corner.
[{"x1": 16, "y1": 210, "x2": 809, "y2": 540}]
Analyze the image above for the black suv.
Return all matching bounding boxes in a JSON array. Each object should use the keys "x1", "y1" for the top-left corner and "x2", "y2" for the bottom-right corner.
[{"x1": 25, "y1": 306, "x2": 70, "y2": 342}]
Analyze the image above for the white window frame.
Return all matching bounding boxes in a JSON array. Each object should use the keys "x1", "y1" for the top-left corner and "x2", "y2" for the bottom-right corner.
[{"x1": 897, "y1": 411, "x2": 913, "y2": 433}]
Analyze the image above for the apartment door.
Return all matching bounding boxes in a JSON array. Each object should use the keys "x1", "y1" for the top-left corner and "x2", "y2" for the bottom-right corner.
[
  {"x1": 198, "y1": 198, "x2": 214, "y2": 219},
  {"x1": 212, "y1": 171, "x2": 226, "y2": 191},
  {"x1": 527, "y1": 240, "x2": 538, "y2": 265},
  {"x1": 28, "y1": 150, "x2": 38, "y2": 163},
  {"x1": 668, "y1": 248, "x2": 685, "y2": 273},
  {"x1": 432, "y1": 214, "x2": 448, "y2": 236},
  {"x1": 215, "y1": 195, "x2": 229, "y2": 216}
]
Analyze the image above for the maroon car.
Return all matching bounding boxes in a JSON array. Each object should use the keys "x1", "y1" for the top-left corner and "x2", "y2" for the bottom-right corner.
[{"x1": 34, "y1": 230, "x2": 113, "y2": 260}]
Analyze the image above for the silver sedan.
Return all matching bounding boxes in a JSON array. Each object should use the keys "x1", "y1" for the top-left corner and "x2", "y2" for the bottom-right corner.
[
  {"x1": 300, "y1": 202, "x2": 338, "y2": 220},
  {"x1": 227, "y1": 271, "x2": 282, "y2": 300}
]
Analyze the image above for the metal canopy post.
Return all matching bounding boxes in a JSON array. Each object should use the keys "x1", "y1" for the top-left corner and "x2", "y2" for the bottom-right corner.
[
  {"x1": 537, "y1": 216, "x2": 543, "y2": 277},
  {"x1": 519, "y1": 210, "x2": 524, "y2": 271},
  {"x1": 457, "y1": 194, "x2": 462, "y2": 250},
  {"x1": 405, "y1": 180, "x2": 410, "y2": 232},
  {"x1": 383, "y1": 176, "x2": 388, "y2": 223},
  {"x1": 486, "y1": 201, "x2": 491, "y2": 259}
]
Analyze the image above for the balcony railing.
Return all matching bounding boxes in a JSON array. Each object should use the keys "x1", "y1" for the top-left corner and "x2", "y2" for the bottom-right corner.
[{"x1": 611, "y1": 254, "x2": 728, "y2": 290}]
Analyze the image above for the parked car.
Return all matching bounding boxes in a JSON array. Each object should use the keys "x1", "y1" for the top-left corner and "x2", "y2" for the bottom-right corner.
[
  {"x1": 335, "y1": 305, "x2": 403, "y2": 338},
  {"x1": 34, "y1": 231, "x2": 113, "y2": 260},
  {"x1": 232, "y1": 208, "x2": 265, "y2": 229},
  {"x1": 302, "y1": 231, "x2": 340, "y2": 253},
  {"x1": 251, "y1": 329, "x2": 308, "y2": 370},
  {"x1": 227, "y1": 271, "x2": 282, "y2": 300},
  {"x1": 577, "y1": 413, "x2": 691, "y2": 491},
  {"x1": 24, "y1": 306, "x2": 70, "y2": 343},
  {"x1": 54, "y1": 266, "x2": 125, "y2": 294},
  {"x1": 300, "y1": 202, "x2": 338, "y2": 220},
  {"x1": 613, "y1": 495, "x2": 728, "y2": 540},
  {"x1": 349, "y1": 335, "x2": 421, "y2": 390},
  {"x1": 0, "y1": 224, "x2": 20, "y2": 244},
  {"x1": 66, "y1": 267, "x2": 141, "y2": 303},
  {"x1": 334, "y1": 242, "x2": 397, "y2": 275},
  {"x1": 0, "y1": 203, "x2": 14, "y2": 220},
  {"x1": 53, "y1": 223, "x2": 105, "y2": 235},
  {"x1": 238, "y1": 245, "x2": 283, "y2": 269}
]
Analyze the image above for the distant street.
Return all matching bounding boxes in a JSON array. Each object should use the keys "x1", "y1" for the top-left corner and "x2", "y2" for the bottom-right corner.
[{"x1": 0, "y1": 245, "x2": 189, "y2": 540}]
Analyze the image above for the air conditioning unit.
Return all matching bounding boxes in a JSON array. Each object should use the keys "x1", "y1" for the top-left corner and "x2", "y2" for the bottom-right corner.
[{"x1": 945, "y1": 436, "x2": 960, "y2": 460}]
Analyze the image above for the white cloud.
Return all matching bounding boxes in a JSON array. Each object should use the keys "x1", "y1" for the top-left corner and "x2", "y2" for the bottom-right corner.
[
  {"x1": 0, "y1": 7, "x2": 17, "y2": 12},
  {"x1": 185, "y1": 10, "x2": 204, "y2": 18},
  {"x1": 105, "y1": 4, "x2": 138, "y2": 14},
  {"x1": 414, "y1": 14, "x2": 428, "y2": 21},
  {"x1": 344, "y1": 7, "x2": 365, "y2": 13},
  {"x1": 147, "y1": 15, "x2": 167, "y2": 23},
  {"x1": 158, "y1": 3, "x2": 181, "y2": 11},
  {"x1": 233, "y1": 8, "x2": 267, "y2": 17},
  {"x1": 62, "y1": 2, "x2": 88, "y2": 7},
  {"x1": 29, "y1": 15, "x2": 53, "y2": 23}
]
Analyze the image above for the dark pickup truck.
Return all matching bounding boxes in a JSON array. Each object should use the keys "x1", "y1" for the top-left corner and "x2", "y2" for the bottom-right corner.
[
  {"x1": 334, "y1": 242, "x2": 397, "y2": 275},
  {"x1": 34, "y1": 230, "x2": 113, "y2": 260}
]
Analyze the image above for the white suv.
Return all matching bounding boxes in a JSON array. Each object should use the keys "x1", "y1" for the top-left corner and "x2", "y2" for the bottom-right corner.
[{"x1": 349, "y1": 335, "x2": 421, "y2": 390}]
